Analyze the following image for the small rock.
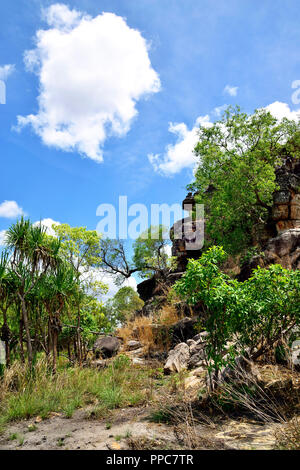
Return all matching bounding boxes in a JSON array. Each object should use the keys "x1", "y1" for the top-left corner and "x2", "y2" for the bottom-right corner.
[{"x1": 126, "y1": 340, "x2": 142, "y2": 351}]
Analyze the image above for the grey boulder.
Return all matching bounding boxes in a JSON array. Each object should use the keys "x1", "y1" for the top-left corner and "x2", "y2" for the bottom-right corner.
[{"x1": 93, "y1": 336, "x2": 120, "y2": 359}]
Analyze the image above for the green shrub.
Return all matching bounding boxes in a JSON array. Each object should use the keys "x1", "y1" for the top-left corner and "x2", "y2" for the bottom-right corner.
[{"x1": 174, "y1": 246, "x2": 300, "y2": 371}]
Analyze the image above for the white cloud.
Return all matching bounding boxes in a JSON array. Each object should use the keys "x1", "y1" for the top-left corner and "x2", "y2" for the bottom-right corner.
[
  {"x1": 213, "y1": 104, "x2": 228, "y2": 117},
  {"x1": 148, "y1": 115, "x2": 212, "y2": 176},
  {"x1": 42, "y1": 3, "x2": 83, "y2": 30},
  {"x1": 85, "y1": 268, "x2": 137, "y2": 301},
  {"x1": 0, "y1": 201, "x2": 24, "y2": 218},
  {"x1": 162, "y1": 244, "x2": 172, "y2": 257},
  {"x1": 0, "y1": 64, "x2": 15, "y2": 81},
  {"x1": 33, "y1": 218, "x2": 60, "y2": 237},
  {"x1": 264, "y1": 101, "x2": 300, "y2": 121},
  {"x1": 224, "y1": 85, "x2": 238, "y2": 97},
  {"x1": 0, "y1": 230, "x2": 6, "y2": 246},
  {"x1": 17, "y1": 4, "x2": 160, "y2": 162},
  {"x1": 150, "y1": 101, "x2": 300, "y2": 177}
]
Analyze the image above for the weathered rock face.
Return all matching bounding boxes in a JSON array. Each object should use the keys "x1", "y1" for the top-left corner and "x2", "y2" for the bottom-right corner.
[
  {"x1": 239, "y1": 157, "x2": 300, "y2": 279},
  {"x1": 164, "y1": 342, "x2": 190, "y2": 374},
  {"x1": 171, "y1": 317, "x2": 199, "y2": 345},
  {"x1": 263, "y1": 228, "x2": 300, "y2": 269},
  {"x1": 93, "y1": 336, "x2": 120, "y2": 359},
  {"x1": 170, "y1": 192, "x2": 203, "y2": 272},
  {"x1": 268, "y1": 157, "x2": 300, "y2": 235}
]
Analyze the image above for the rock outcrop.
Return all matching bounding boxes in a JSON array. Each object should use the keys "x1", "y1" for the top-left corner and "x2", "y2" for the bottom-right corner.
[
  {"x1": 164, "y1": 342, "x2": 190, "y2": 374},
  {"x1": 171, "y1": 317, "x2": 199, "y2": 345}
]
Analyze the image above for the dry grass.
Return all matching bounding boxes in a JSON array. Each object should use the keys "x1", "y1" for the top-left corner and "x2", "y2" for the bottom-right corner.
[
  {"x1": 209, "y1": 362, "x2": 300, "y2": 423},
  {"x1": 118, "y1": 316, "x2": 154, "y2": 353},
  {"x1": 275, "y1": 417, "x2": 300, "y2": 449},
  {"x1": 118, "y1": 315, "x2": 171, "y2": 355},
  {"x1": 149, "y1": 382, "x2": 225, "y2": 450},
  {"x1": 158, "y1": 304, "x2": 184, "y2": 326}
]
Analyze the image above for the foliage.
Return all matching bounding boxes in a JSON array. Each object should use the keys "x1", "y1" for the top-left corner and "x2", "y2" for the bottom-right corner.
[
  {"x1": 105, "y1": 286, "x2": 144, "y2": 327},
  {"x1": 0, "y1": 357, "x2": 151, "y2": 428},
  {"x1": 99, "y1": 225, "x2": 174, "y2": 283},
  {"x1": 189, "y1": 106, "x2": 300, "y2": 253},
  {"x1": 174, "y1": 246, "x2": 300, "y2": 371},
  {"x1": 0, "y1": 219, "x2": 108, "y2": 372},
  {"x1": 133, "y1": 225, "x2": 175, "y2": 279},
  {"x1": 53, "y1": 224, "x2": 102, "y2": 274}
]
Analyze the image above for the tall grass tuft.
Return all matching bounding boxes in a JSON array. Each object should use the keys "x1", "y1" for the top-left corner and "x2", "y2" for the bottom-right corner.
[{"x1": 0, "y1": 356, "x2": 150, "y2": 430}]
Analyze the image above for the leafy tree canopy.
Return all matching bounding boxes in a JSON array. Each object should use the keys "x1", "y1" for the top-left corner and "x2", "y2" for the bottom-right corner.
[
  {"x1": 105, "y1": 286, "x2": 144, "y2": 327},
  {"x1": 100, "y1": 225, "x2": 175, "y2": 282},
  {"x1": 189, "y1": 106, "x2": 300, "y2": 254}
]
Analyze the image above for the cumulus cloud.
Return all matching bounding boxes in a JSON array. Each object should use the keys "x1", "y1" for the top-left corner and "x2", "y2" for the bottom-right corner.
[
  {"x1": 17, "y1": 4, "x2": 160, "y2": 162},
  {"x1": 224, "y1": 85, "x2": 238, "y2": 97},
  {"x1": 0, "y1": 201, "x2": 24, "y2": 218},
  {"x1": 33, "y1": 218, "x2": 60, "y2": 237},
  {"x1": 264, "y1": 101, "x2": 300, "y2": 122},
  {"x1": 148, "y1": 115, "x2": 212, "y2": 176},
  {"x1": 0, "y1": 64, "x2": 15, "y2": 81},
  {"x1": 149, "y1": 101, "x2": 300, "y2": 177}
]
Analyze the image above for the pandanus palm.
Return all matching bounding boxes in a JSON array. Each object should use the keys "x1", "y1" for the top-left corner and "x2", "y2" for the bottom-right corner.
[
  {"x1": 0, "y1": 251, "x2": 14, "y2": 365},
  {"x1": 39, "y1": 263, "x2": 77, "y2": 372},
  {"x1": 5, "y1": 217, "x2": 61, "y2": 369}
]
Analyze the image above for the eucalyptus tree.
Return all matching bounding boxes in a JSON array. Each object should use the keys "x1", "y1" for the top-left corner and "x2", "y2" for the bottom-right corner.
[
  {"x1": 99, "y1": 225, "x2": 174, "y2": 283},
  {"x1": 52, "y1": 224, "x2": 103, "y2": 362},
  {"x1": 190, "y1": 106, "x2": 300, "y2": 254}
]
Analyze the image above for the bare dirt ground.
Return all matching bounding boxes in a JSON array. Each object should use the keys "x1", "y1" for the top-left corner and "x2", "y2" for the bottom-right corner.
[{"x1": 0, "y1": 405, "x2": 278, "y2": 450}]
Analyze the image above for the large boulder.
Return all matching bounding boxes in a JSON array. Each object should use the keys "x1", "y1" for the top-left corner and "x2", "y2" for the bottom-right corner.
[
  {"x1": 263, "y1": 228, "x2": 300, "y2": 270},
  {"x1": 164, "y1": 342, "x2": 190, "y2": 375},
  {"x1": 238, "y1": 228, "x2": 300, "y2": 281},
  {"x1": 93, "y1": 336, "x2": 120, "y2": 359},
  {"x1": 137, "y1": 277, "x2": 157, "y2": 302}
]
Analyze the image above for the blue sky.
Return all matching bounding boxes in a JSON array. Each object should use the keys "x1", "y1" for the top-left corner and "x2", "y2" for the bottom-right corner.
[{"x1": 0, "y1": 0, "x2": 300, "y2": 281}]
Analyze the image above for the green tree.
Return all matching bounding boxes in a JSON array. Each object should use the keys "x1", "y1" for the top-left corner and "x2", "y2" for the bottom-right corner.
[
  {"x1": 174, "y1": 246, "x2": 300, "y2": 383},
  {"x1": 189, "y1": 106, "x2": 300, "y2": 254},
  {"x1": 106, "y1": 286, "x2": 144, "y2": 326},
  {"x1": 38, "y1": 262, "x2": 77, "y2": 372},
  {"x1": 100, "y1": 225, "x2": 175, "y2": 282},
  {"x1": 52, "y1": 224, "x2": 104, "y2": 363},
  {"x1": 133, "y1": 225, "x2": 175, "y2": 279}
]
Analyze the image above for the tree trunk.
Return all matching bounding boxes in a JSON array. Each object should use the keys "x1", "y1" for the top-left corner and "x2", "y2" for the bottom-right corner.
[
  {"x1": 52, "y1": 329, "x2": 58, "y2": 374},
  {"x1": 76, "y1": 304, "x2": 82, "y2": 365},
  {"x1": 20, "y1": 296, "x2": 33, "y2": 370},
  {"x1": 19, "y1": 317, "x2": 25, "y2": 363}
]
